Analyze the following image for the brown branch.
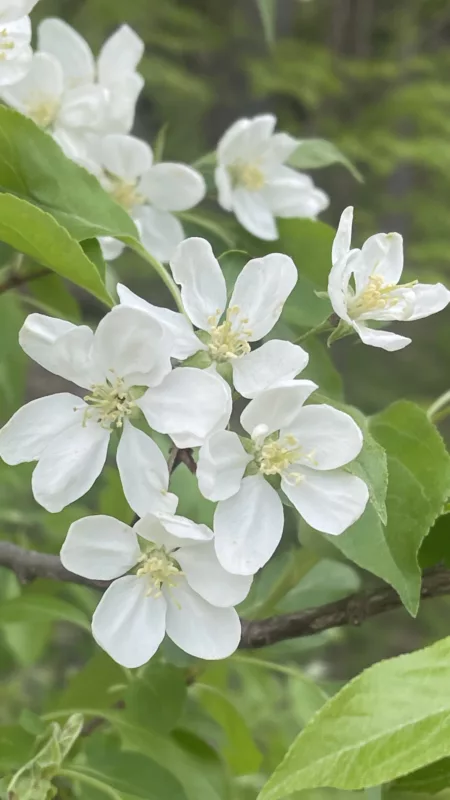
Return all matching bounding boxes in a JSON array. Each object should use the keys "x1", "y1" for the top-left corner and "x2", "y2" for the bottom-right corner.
[
  {"x1": 0, "y1": 264, "x2": 49, "y2": 295},
  {"x1": 1, "y1": 540, "x2": 449, "y2": 647}
]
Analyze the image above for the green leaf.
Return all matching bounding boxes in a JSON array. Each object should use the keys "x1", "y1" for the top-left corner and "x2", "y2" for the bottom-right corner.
[
  {"x1": 124, "y1": 663, "x2": 187, "y2": 735},
  {"x1": 0, "y1": 725, "x2": 33, "y2": 771},
  {"x1": 0, "y1": 291, "x2": 26, "y2": 418},
  {"x1": 288, "y1": 139, "x2": 363, "y2": 182},
  {"x1": 29, "y1": 272, "x2": 80, "y2": 322},
  {"x1": 194, "y1": 683, "x2": 262, "y2": 775},
  {"x1": 370, "y1": 401, "x2": 450, "y2": 613},
  {"x1": 49, "y1": 652, "x2": 125, "y2": 713},
  {"x1": 77, "y1": 749, "x2": 188, "y2": 800},
  {"x1": 258, "y1": 636, "x2": 450, "y2": 798},
  {"x1": 255, "y1": 0, "x2": 276, "y2": 45},
  {"x1": 419, "y1": 512, "x2": 450, "y2": 569},
  {"x1": 0, "y1": 106, "x2": 137, "y2": 242},
  {"x1": 279, "y1": 558, "x2": 361, "y2": 613},
  {"x1": 0, "y1": 194, "x2": 112, "y2": 305},
  {"x1": 300, "y1": 338, "x2": 343, "y2": 400},
  {"x1": 0, "y1": 594, "x2": 90, "y2": 631},
  {"x1": 99, "y1": 467, "x2": 135, "y2": 525},
  {"x1": 391, "y1": 758, "x2": 450, "y2": 795}
]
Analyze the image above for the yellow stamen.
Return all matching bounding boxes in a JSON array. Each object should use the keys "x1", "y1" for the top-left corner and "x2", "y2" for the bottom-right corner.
[
  {"x1": 228, "y1": 161, "x2": 265, "y2": 191},
  {"x1": 108, "y1": 178, "x2": 145, "y2": 212},
  {"x1": 83, "y1": 374, "x2": 135, "y2": 429},
  {"x1": 253, "y1": 432, "x2": 316, "y2": 484},
  {"x1": 28, "y1": 98, "x2": 60, "y2": 129},
  {"x1": 349, "y1": 275, "x2": 417, "y2": 318},
  {"x1": 136, "y1": 545, "x2": 182, "y2": 597},
  {"x1": 208, "y1": 305, "x2": 252, "y2": 362}
]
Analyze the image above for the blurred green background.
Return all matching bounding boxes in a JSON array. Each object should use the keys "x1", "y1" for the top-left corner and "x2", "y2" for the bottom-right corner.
[{"x1": 1, "y1": 1, "x2": 450, "y2": 795}]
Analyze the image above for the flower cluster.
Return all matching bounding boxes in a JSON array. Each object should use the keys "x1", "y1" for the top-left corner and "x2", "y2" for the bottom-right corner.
[{"x1": 0, "y1": 1, "x2": 40, "y2": 87}]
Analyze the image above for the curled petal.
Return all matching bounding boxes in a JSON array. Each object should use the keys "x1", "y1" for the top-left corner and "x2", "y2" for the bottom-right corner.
[
  {"x1": 197, "y1": 430, "x2": 252, "y2": 502},
  {"x1": 19, "y1": 313, "x2": 96, "y2": 388},
  {"x1": 332, "y1": 206, "x2": 353, "y2": 266},
  {"x1": 92, "y1": 576, "x2": 167, "y2": 668},
  {"x1": 407, "y1": 282, "x2": 450, "y2": 321},
  {"x1": 61, "y1": 515, "x2": 140, "y2": 580},
  {"x1": 214, "y1": 475, "x2": 284, "y2": 575},
  {"x1": 353, "y1": 322, "x2": 411, "y2": 351}
]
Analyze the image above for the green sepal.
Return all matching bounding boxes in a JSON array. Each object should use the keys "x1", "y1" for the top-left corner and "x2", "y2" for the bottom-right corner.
[
  {"x1": 327, "y1": 319, "x2": 353, "y2": 347},
  {"x1": 181, "y1": 349, "x2": 213, "y2": 369}
]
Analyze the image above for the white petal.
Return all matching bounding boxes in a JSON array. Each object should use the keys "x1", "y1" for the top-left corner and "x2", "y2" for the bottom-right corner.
[
  {"x1": 60, "y1": 515, "x2": 140, "y2": 580},
  {"x1": 37, "y1": 17, "x2": 95, "y2": 87},
  {"x1": 332, "y1": 206, "x2": 353, "y2": 266},
  {"x1": 355, "y1": 232, "x2": 404, "y2": 294},
  {"x1": 92, "y1": 576, "x2": 167, "y2": 668},
  {"x1": 260, "y1": 132, "x2": 299, "y2": 166},
  {"x1": 282, "y1": 467, "x2": 369, "y2": 535},
  {"x1": 99, "y1": 236, "x2": 125, "y2": 262},
  {"x1": 165, "y1": 579, "x2": 241, "y2": 659},
  {"x1": 197, "y1": 430, "x2": 252, "y2": 501},
  {"x1": 225, "y1": 114, "x2": 277, "y2": 163},
  {"x1": 327, "y1": 250, "x2": 357, "y2": 324},
  {"x1": 101, "y1": 72, "x2": 144, "y2": 134},
  {"x1": 407, "y1": 283, "x2": 450, "y2": 321},
  {"x1": 97, "y1": 24, "x2": 144, "y2": 87},
  {"x1": 135, "y1": 512, "x2": 212, "y2": 551},
  {"x1": 92, "y1": 306, "x2": 172, "y2": 387},
  {"x1": 230, "y1": 254, "x2": 297, "y2": 341},
  {"x1": 138, "y1": 367, "x2": 232, "y2": 447},
  {"x1": 0, "y1": 42, "x2": 32, "y2": 87},
  {"x1": 58, "y1": 85, "x2": 108, "y2": 131},
  {"x1": 19, "y1": 314, "x2": 96, "y2": 388},
  {"x1": 116, "y1": 421, "x2": 178, "y2": 518},
  {"x1": 139, "y1": 163, "x2": 206, "y2": 212},
  {"x1": 100, "y1": 134, "x2": 152, "y2": 181},
  {"x1": 0, "y1": 1, "x2": 39, "y2": 22},
  {"x1": 214, "y1": 165, "x2": 233, "y2": 210},
  {"x1": 0, "y1": 393, "x2": 83, "y2": 465},
  {"x1": 169, "y1": 237, "x2": 227, "y2": 331},
  {"x1": 217, "y1": 117, "x2": 252, "y2": 164},
  {"x1": 116, "y1": 284, "x2": 202, "y2": 361},
  {"x1": 232, "y1": 188, "x2": 278, "y2": 241},
  {"x1": 286, "y1": 404, "x2": 363, "y2": 470},
  {"x1": 32, "y1": 412, "x2": 110, "y2": 512},
  {"x1": 240, "y1": 380, "x2": 317, "y2": 437},
  {"x1": 178, "y1": 541, "x2": 252, "y2": 607},
  {"x1": 2, "y1": 51, "x2": 62, "y2": 114},
  {"x1": 262, "y1": 170, "x2": 329, "y2": 218},
  {"x1": 353, "y1": 322, "x2": 411, "y2": 351},
  {"x1": 136, "y1": 206, "x2": 185, "y2": 264},
  {"x1": 214, "y1": 475, "x2": 284, "y2": 575},
  {"x1": 233, "y1": 340, "x2": 308, "y2": 399}
]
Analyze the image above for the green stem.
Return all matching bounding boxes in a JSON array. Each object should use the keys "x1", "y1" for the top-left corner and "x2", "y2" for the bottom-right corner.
[
  {"x1": 427, "y1": 389, "x2": 450, "y2": 422},
  {"x1": 133, "y1": 243, "x2": 185, "y2": 314},
  {"x1": 294, "y1": 319, "x2": 333, "y2": 344},
  {"x1": 57, "y1": 768, "x2": 122, "y2": 800}
]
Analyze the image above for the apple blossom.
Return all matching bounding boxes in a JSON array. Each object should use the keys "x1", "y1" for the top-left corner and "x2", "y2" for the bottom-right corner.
[
  {"x1": 198, "y1": 381, "x2": 369, "y2": 575},
  {"x1": 0, "y1": 308, "x2": 232, "y2": 512},
  {"x1": 215, "y1": 113, "x2": 329, "y2": 240},
  {"x1": 328, "y1": 206, "x2": 450, "y2": 351},
  {"x1": 89, "y1": 134, "x2": 206, "y2": 263},
  {"x1": 2, "y1": 19, "x2": 144, "y2": 151},
  {"x1": 60, "y1": 512, "x2": 251, "y2": 667},
  {"x1": 118, "y1": 237, "x2": 308, "y2": 398},
  {"x1": 0, "y1": 1, "x2": 40, "y2": 87}
]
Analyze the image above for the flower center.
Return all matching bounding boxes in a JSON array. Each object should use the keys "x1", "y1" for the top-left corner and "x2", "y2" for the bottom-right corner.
[
  {"x1": 108, "y1": 178, "x2": 145, "y2": 213},
  {"x1": 348, "y1": 275, "x2": 418, "y2": 318},
  {"x1": 208, "y1": 306, "x2": 252, "y2": 362},
  {"x1": 136, "y1": 545, "x2": 182, "y2": 597},
  {"x1": 28, "y1": 98, "x2": 60, "y2": 129},
  {"x1": 251, "y1": 425, "x2": 315, "y2": 484},
  {"x1": 0, "y1": 28, "x2": 15, "y2": 60},
  {"x1": 228, "y1": 161, "x2": 265, "y2": 191},
  {"x1": 83, "y1": 374, "x2": 135, "y2": 429}
]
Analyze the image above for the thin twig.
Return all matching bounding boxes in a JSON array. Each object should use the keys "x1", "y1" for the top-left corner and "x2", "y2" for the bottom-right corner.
[
  {"x1": 0, "y1": 264, "x2": 49, "y2": 295},
  {"x1": 0, "y1": 540, "x2": 448, "y2": 647}
]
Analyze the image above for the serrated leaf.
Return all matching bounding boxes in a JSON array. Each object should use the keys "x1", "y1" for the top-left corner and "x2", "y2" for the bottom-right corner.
[
  {"x1": 0, "y1": 194, "x2": 112, "y2": 305},
  {"x1": 289, "y1": 139, "x2": 363, "y2": 182},
  {"x1": 258, "y1": 636, "x2": 450, "y2": 798}
]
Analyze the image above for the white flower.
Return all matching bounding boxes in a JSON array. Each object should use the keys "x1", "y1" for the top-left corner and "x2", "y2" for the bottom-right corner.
[
  {"x1": 60, "y1": 512, "x2": 251, "y2": 667},
  {"x1": 328, "y1": 206, "x2": 450, "y2": 351},
  {"x1": 215, "y1": 114, "x2": 329, "y2": 240},
  {"x1": 2, "y1": 19, "x2": 144, "y2": 145},
  {"x1": 0, "y1": 1, "x2": 40, "y2": 87},
  {"x1": 0, "y1": 308, "x2": 232, "y2": 512},
  {"x1": 90, "y1": 134, "x2": 206, "y2": 263},
  {"x1": 198, "y1": 382, "x2": 369, "y2": 575},
  {"x1": 118, "y1": 237, "x2": 307, "y2": 398}
]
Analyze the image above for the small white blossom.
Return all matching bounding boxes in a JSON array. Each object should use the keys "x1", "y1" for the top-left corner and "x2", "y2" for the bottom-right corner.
[
  {"x1": 0, "y1": 1, "x2": 40, "y2": 87},
  {"x1": 0, "y1": 308, "x2": 232, "y2": 512},
  {"x1": 215, "y1": 114, "x2": 329, "y2": 240},
  {"x1": 198, "y1": 382, "x2": 369, "y2": 575},
  {"x1": 328, "y1": 207, "x2": 450, "y2": 351},
  {"x1": 2, "y1": 18, "x2": 144, "y2": 148},
  {"x1": 90, "y1": 134, "x2": 206, "y2": 263},
  {"x1": 118, "y1": 237, "x2": 307, "y2": 398},
  {"x1": 60, "y1": 512, "x2": 251, "y2": 667}
]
